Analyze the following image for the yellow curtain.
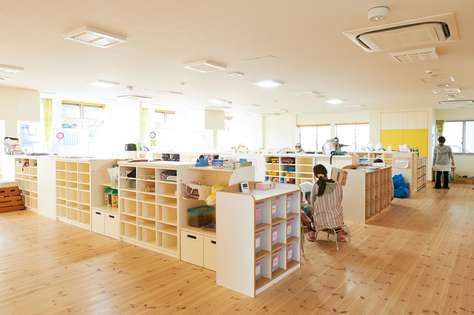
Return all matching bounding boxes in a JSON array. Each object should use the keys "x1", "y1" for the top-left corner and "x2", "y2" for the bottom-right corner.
[{"x1": 42, "y1": 98, "x2": 53, "y2": 149}]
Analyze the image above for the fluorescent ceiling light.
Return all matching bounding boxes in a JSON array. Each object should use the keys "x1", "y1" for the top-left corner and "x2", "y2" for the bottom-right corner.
[
  {"x1": 90, "y1": 80, "x2": 119, "y2": 88},
  {"x1": 254, "y1": 80, "x2": 284, "y2": 88},
  {"x1": 208, "y1": 98, "x2": 231, "y2": 105},
  {"x1": 227, "y1": 71, "x2": 245, "y2": 78},
  {"x1": 326, "y1": 98, "x2": 345, "y2": 105},
  {"x1": 0, "y1": 64, "x2": 24, "y2": 73},
  {"x1": 183, "y1": 60, "x2": 226, "y2": 73},
  {"x1": 117, "y1": 94, "x2": 152, "y2": 101},
  {"x1": 65, "y1": 26, "x2": 126, "y2": 48}
]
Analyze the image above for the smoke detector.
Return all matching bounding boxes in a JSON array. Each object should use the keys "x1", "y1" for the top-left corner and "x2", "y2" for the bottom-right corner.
[
  {"x1": 368, "y1": 6, "x2": 390, "y2": 22},
  {"x1": 65, "y1": 26, "x2": 126, "y2": 48},
  {"x1": 183, "y1": 60, "x2": 227, "y2": 73}
]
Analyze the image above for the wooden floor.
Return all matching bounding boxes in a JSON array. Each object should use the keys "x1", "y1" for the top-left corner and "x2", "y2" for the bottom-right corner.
[{"x1": 1, "y1": 185, "x2": 473, "y2": 315}]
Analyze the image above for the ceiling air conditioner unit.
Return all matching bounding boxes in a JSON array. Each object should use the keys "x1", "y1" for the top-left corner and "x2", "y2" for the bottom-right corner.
[
  {"x1": 344, "y1": 13, "x2": 459, "y2": 52},
  {"x1": 438, "y1": 100, "x2": 474, "y2": 107}
]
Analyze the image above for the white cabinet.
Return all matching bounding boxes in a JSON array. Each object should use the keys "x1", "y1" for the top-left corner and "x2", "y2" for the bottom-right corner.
[
  {"x1": 92, "y1": 210, "x2": 105, "y2": 234},
  {"x1": 203, "y1": 237, "x2": 217, "y2": 271},
  {"x1": 92, "y1": 208, "x2": 119, "y2": 239},
  {"x1": 181, "y1": 231, "x2": 204, "y2": 266},
  {"x1": 105, "y1": 213, "x2": 119, "y2": 239},
  {"x1": 180, "y1": 230, "x2": 217, "y2": 271}
]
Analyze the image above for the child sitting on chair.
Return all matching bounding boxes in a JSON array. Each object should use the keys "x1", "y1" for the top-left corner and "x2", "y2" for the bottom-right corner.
[{"x1": 307, "y1": 164, "x2": 346, "y2": 242}]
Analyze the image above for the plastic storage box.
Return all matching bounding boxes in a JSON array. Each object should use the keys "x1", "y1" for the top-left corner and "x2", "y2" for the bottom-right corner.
[
  {"x1": 271, "y1": 250, "x2": 282, "y2": 272},
  {"x1": 271, "y1": 224, "x2": 281, "y2": 245},
  {"x1": 255, "y1": 230, "x2": 264, "y2": 253},
  {"x1": 187, "y1": 206, "x2": 215, "y2": 227},
  {"x1": 255, "y1": 202, "x2": 265, "y2": 225},
  {"x1": 287, "y1": 219, "x2": 294, "y2": 236},
  {"x1": 255, "y1": 258, "x2": 264, "y2": 280}
]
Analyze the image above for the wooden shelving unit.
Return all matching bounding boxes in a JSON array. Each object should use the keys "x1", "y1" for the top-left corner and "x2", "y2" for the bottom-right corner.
[
  {"x1": 365, "y1": 167, "x2": 392, "y2": 219},
  {"x1": 216, "y1": 183, "x2": 300, "y2": 297},
  {"x1": 416, "y1": 157, "x2": 427, "y2": 191},
  {"x1": 56, "y1": 160, "x2": 91, "y2": 229},
  {"x1": 264, "y1": 155, "x2": 317, "y2": 185},
  {"x1": 118, "y1": 162, "x2": 189, "y2": 258},
  {"x1": 14, "y1": 157, "x2": 38, "y2": 210},
  {"x1": 56, "y1": 159, "x2": 115, "y2": 230}
]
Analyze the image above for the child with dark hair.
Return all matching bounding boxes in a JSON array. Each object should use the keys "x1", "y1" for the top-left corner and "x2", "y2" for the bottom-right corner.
[
  {"x1": 433, "y1": 136, "x2": 455, "y2": 189},
  {"x1": 307, "y1": 164, "x2": 346, "y2": 242}
]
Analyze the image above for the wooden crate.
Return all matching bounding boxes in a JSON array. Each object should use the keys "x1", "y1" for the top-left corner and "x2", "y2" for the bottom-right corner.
[{"x1": 0, "y1": 185, "x2": 25, "y2": 213}]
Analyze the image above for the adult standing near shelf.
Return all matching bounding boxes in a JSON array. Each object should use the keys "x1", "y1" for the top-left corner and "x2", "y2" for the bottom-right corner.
[{"x1": 433, "y1": 136, "x2": 455, "y2": 189}]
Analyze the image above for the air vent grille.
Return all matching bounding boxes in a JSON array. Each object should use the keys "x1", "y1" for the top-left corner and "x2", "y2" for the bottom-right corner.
[{"x1": 391, "y1": 47, "x2": 438, "y2": 63}]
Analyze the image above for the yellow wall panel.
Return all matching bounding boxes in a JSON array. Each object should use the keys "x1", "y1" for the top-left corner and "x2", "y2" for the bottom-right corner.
[{"x1": 380, "y1": 129, "x2": 428, "y2": 157}]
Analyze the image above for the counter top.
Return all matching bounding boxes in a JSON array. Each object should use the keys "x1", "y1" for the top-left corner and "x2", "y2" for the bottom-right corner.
[{"x1": 118, "y1": 160, "x2": 194, "y2": 168}]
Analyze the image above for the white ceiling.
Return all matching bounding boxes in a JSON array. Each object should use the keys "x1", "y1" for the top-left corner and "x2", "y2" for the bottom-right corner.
[{"x1": 1, "y1": 0, "x2": 473, "y2": 113}]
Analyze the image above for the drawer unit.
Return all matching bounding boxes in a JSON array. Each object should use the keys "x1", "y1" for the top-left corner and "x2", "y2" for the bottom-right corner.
[
  {"x1": 92, "y1": 208, "x2": 119, "y2": 239},
  {"x1": 180, "y1": 230, "x2": 216, "y2": 271},
  {"x1": 181, "y1": 231, "x2": 204, "y2": 266},
  {"x1": 92, "y1": 210, "x2": 105, "y2": 234},
  {"x1": 105, "y1": 213, "x2": 119, "y2": 239},
  {"x1": 203, "y1": 237, "x2": 217, "y2": 271}
]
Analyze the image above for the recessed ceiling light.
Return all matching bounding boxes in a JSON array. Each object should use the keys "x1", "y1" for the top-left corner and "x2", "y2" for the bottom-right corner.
[
  {"x1": 227, "y1": 71, "x2": 245, "y2": 78},
  {"x1": 326, "y1": 98, "x2": 345, "y2": 105},
  {"x1": 183, "y1": 60, "x2": 226, "y2": 73},
  {"x1": 254, "y1": 80, "x2": 284, "y2": 88},
  {"x1": 65, "y1": 26, "x2": 126, "y2": 48},
  {"x1": 90, "y1": 80, "x2": 120, "y2": 88},
  {"x1": 0, "y1": 64, "x2": 24, "y2": 73}
]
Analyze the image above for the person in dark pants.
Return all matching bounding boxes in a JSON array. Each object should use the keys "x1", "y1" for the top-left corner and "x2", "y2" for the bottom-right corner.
[{"x1": 433, "y1": 136, "x2": 455, "y2": 189}]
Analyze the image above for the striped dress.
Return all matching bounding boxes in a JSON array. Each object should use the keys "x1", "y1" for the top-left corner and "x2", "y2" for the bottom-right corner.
[{"x1": 311, "y1": 182, "x2": 344, "y2": 231}]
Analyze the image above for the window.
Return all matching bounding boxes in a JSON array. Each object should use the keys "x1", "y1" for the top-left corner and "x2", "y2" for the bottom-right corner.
[
  {"x1": 298, "y1": 125, "x2": 331, "y2": 152},
  {"x1": 335, "y1": 123, "x2": 370, "y2": 152},
  {"x1": 442, "y1": 121, "x2": 474, "y2": 153},
  {"x1": 57, "y1": 101, "x2": 106, "y2": 155}
]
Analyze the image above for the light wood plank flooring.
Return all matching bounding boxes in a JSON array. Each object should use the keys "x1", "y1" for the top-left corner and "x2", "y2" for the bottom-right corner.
[{"x1": 1, "y1": 185, "x2": 473, "y2": 314}]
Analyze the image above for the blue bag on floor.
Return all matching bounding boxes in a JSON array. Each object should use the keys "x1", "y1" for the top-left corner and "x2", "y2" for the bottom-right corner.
[{"x1": 393, "y1": 174, "x2": 410, "y2": 198}]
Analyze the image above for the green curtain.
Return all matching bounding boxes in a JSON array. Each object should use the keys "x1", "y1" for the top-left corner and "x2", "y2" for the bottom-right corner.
[{"x1": 435, "y1": 120, "x2": 444, "y2": 136}]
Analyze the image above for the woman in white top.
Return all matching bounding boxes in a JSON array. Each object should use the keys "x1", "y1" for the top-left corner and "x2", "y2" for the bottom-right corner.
[{"x1": 433, "y1": 136, "x2": 455, "y2": 189}]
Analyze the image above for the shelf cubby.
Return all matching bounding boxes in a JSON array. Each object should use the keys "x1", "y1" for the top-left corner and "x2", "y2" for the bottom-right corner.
[
  {"x1": 121, "y1": 222, "x2": 137, "y2": 239},
  {"x1": 162, "y1": 234, "x2": 177, "y2": 252},
  {"x1": 159, "y1": 206, "x2": 177, "y2": 226},
  {"x1": 139, "y1": 227, "x2": 156, "y2": 245},
  {"x1": 120, "y1": 198, "x2": 137, "y2": 215},
  {"x1": 66, "y1": 162, "x2": 78, "y2": 172},
  {"x1": 139, "y1": 202, "x2": 156, "y2": 220}
]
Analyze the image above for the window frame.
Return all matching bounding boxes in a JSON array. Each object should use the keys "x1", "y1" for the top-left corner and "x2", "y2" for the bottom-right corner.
[
  {"x1": 335, "y1": 122, "x2": 370, "y2": 152},
  {"x1": 297, "y1": 124, "x2": 331, "y2": 152},
  {"x1": 443, "y1": 120, "x2": 474, "y2": 154}
]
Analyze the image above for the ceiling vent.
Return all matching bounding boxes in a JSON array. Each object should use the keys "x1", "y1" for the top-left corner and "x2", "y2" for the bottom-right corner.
[
  {"x1": 439, "y1": 100, "x2": 474, "y2": 107},
  {"x1": 65, "y1": 26, "x2": 126, "y2": 48},
  {"x1": 344, "y1": 13, "x2": 459, "y2": 52},
  {"x1": 183, "y1": 60, "x2": 227, "y2": 73},
  {"x1": 391, "y1": 47, "x2": 438, "y2": 63}
]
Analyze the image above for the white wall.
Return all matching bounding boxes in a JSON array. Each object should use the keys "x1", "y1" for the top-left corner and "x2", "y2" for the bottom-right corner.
[
  {"x1": 0, "y1": 86, "x2": 40, "y2": 137},
  {"x1": 263, "y1": 113, "x2": 297, "y2": 150},
  {"x1": 435, "y1": 108, "x2": 474, "y2": 177}
]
